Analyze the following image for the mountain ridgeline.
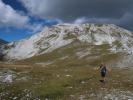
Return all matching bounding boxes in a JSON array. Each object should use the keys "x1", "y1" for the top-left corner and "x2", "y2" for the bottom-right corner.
[
  {"x1": 0, "y1": 39, "x2": 8, "y2": 46},
  {"x1": 0, "y1": 39, "x2": 8, "y2": 60},
  {"x1": 1, "y1": 23, "x2": 133, "y2": 66},
  {"x1": 1, "y1": 24, "x2": 133, "y2": 99}
]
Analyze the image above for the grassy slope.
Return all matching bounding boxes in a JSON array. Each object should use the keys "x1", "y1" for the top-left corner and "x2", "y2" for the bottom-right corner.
[
  {"x1": 0, "y1": 42, "x2": 132, "y2": 99},
  {"x1": 18, "y1": 41, "x2": 122, "y2": 66},
  {"x1": 0, "y1": 63, "x2": 133, "y2": 100}
]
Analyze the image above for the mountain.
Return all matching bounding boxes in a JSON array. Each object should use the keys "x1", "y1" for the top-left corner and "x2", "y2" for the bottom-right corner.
[
  {"x1": 1, "y1": 24, "x2": 133, "y2": 65},
  {"x1": 0, "y1": 39, "x2": 8, "y2": 46},
  {"x1": 0, "y1": 39, "x2": 8, "y2": 60},
  {"x1": 1, "y1": 24, "x2": 133, "y2": 99}
]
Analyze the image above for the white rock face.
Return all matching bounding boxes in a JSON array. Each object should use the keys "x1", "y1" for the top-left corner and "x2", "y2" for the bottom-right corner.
[
  {"x1": 1, "y1": 23, "x2": 133, "y2": 60},
  {"x1": 0, "y1": 74, "x2": 13, "y2": 83},
  {"x1": 3, "y1": 75, "x2": 13, "y2": 83}
]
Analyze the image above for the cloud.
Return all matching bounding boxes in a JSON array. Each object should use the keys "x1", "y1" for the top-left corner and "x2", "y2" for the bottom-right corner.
[
  {"x1": 20, "y1": 0, "x2": 133, "y2": 20},
  {"x1": 19, "y1": 0, "x2": 133, "y2": 30},
  {"x1": 26, "y1": 23, "x2": 44, "y2": 34},
  {"x1": 25, "y1": 19, "x2": 62, "y2": 34},
  {"x1": 19, "y1": 0, "x2": 51, "y2": 18},
  {"x1": 0, "y1": 0, "x2": 29, "y2": 28},
  {"x1": 74, "y1": 17, "x2": 118, "y2": 24},
  {"x1": 74, "y1": 17, "x2": 88, "y2": 24},
  {"x1": 73, "y1": 12, "x2": 133, "y2": 31},
  {"x1": 0, "y1": 0, "x2": 52, "y2": 34},
  {"x1": 1, "y1": 0, "x2": 132, "y2": 32}
]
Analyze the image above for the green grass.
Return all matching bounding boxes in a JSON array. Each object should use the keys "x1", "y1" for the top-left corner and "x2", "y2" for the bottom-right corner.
[
  {"x1": 47, "y1": 34, "x2": 58, "y2": 39},
  {"x1": 0, "y1": 42, "x2": 132, "y2": 99},
  {"x1": 18, "y1": 42, "x2": 116, "y2": 65},
  {"x1": 17, "y1": 41, "x2": 90, "y2": 64},
  {"x1": 63, "y1": 32, "x2": 77, "y2": 40},
  {"x1": 0, "y1": 63, "x2": 133, "y2": 99},
  {"x1": 95, "y1": 24, "x2": 103, "y2": 27},
  {"x1": 112, "y1": 40, "x2": 123, "y2": 48}
]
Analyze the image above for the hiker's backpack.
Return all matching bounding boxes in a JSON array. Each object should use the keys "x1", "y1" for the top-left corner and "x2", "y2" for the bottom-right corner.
[{"x1": 101, "y1": 66, "x2": 107, "y2": 73}]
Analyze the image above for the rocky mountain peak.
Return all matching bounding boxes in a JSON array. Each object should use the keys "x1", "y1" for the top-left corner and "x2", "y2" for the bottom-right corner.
[{"x1": 1, "y1": 23, "x2": 133, "y2": 60}]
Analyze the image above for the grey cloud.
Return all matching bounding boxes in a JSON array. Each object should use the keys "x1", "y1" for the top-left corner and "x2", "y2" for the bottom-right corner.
[{"x1": 20, "y1": 0, "x2": 133, "y2": 30}]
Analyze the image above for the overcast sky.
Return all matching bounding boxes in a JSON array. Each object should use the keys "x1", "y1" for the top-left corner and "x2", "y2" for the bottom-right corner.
[{"x1": 0, "y1": 0, "x2": 133, "y2": 41}]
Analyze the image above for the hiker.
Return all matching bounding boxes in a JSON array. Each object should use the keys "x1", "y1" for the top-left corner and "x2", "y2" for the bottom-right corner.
[{"x1": 98, "y1": 64, "x2": 110, "y2": 83}]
